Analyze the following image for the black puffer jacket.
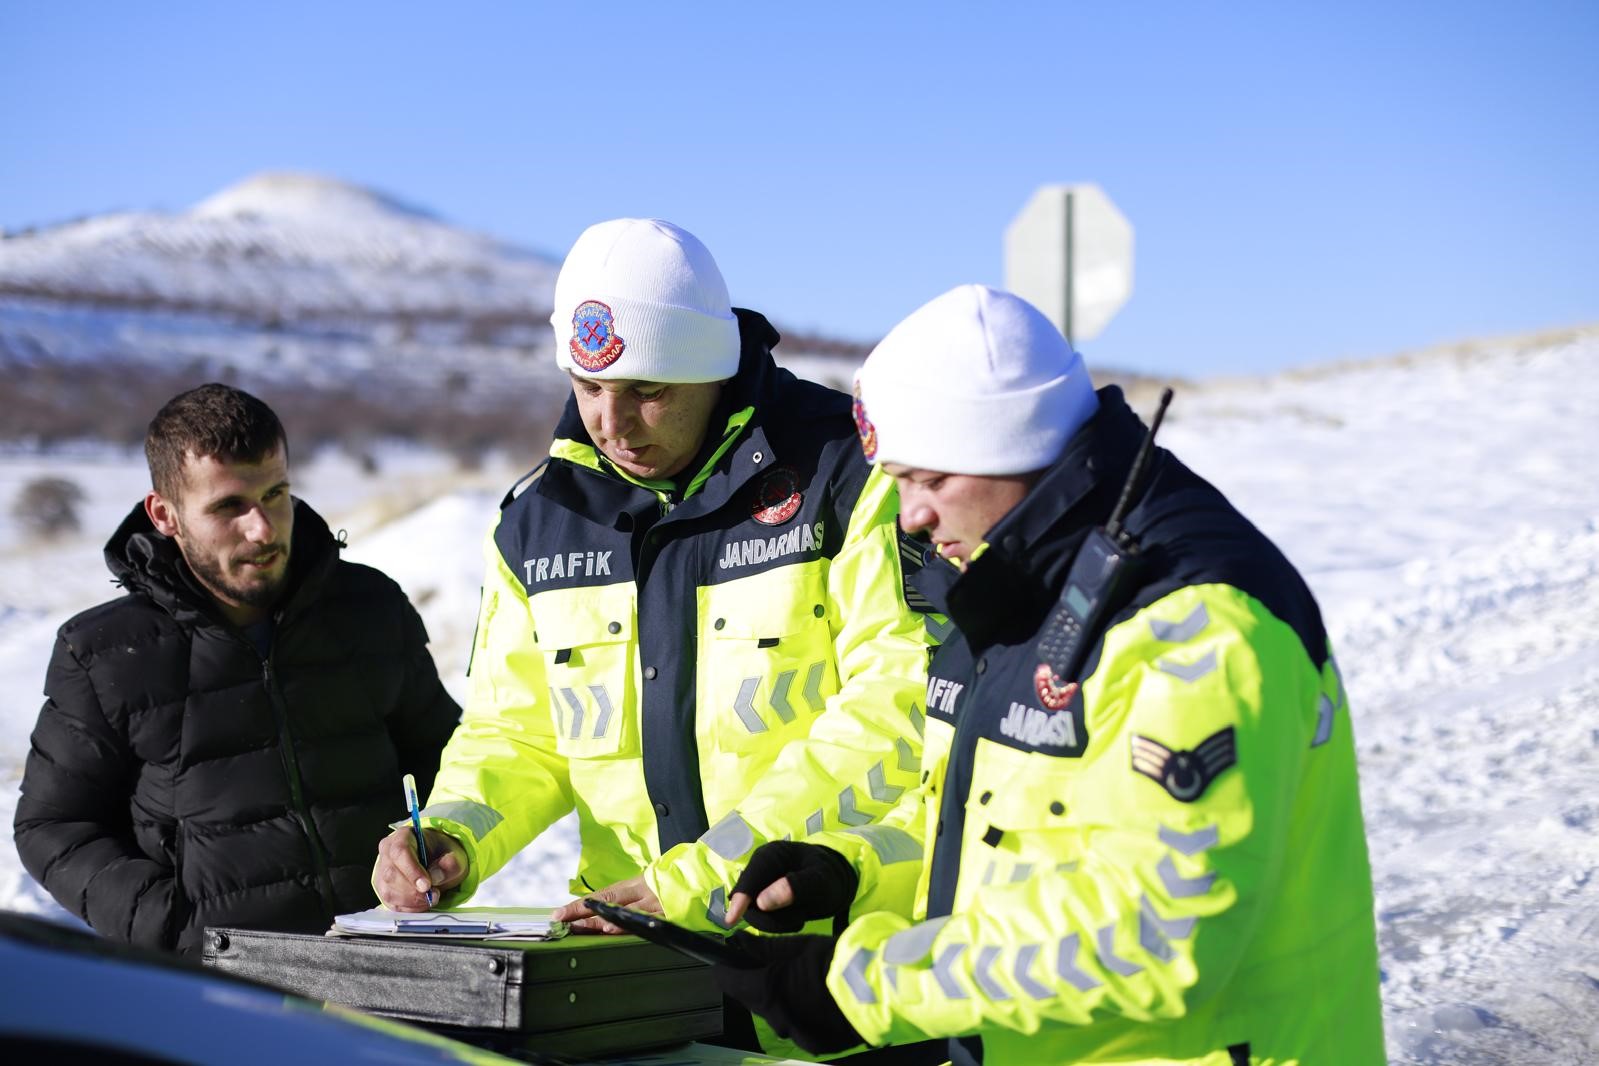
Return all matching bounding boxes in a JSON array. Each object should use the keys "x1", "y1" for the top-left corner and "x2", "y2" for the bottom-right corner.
[{"x1": 15, "y1": 499, "x2": 460, "y2": 955}]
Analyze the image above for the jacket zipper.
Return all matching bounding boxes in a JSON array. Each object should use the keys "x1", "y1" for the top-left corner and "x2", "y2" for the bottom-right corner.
[{"x1": 262, "y1": 657, "x2": 338, "y2": 918}]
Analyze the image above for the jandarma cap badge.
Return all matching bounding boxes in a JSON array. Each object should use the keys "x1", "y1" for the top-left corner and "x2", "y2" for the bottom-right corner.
[
  {"x1": 852, "y1": 381, "x2": 878, "y2": 460},
  {"x1": 569, "y1": 300, "x2": 626, "y2": 371}
]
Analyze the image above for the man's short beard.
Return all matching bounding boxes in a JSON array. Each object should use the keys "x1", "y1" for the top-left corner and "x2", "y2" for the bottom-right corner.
[{"x1": 186, "y1": 546, "x2": 290, "y2": 612}]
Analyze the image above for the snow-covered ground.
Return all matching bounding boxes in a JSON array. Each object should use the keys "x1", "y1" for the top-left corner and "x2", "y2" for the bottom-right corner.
[{"x1": 1, "y1": 329, "x2": 1595, "y2": 1063}]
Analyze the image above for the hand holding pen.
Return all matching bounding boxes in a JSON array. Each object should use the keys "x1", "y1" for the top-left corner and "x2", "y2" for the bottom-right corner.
[{"x1": 370, "y1": 773, "x2": 470, "y2": 911}]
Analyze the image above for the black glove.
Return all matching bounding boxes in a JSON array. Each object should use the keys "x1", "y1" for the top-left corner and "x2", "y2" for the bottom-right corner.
[
  {"x1": 731, "y1": 841, "x2": 859, "y2": 933},
  {"x1": 713, "y1": 932, "x2": 863, "y2": 1056}
]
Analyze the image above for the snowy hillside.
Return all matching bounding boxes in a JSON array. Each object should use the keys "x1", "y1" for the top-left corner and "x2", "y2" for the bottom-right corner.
[{"x1": 0, "y1": 327, "x2": 1595, "y2": 1063}]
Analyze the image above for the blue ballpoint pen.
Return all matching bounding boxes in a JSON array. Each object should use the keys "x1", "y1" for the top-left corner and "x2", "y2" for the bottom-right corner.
[{"x1": 402, "y1": 773, "x2": 434, "y2": 907}]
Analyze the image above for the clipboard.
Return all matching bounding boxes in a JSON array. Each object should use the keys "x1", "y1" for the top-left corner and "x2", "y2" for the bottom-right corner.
[
  {"x1": 583, "y1": 898, "x2": 760, "y2": 968},
  {"x1": 330, "y1": 906, "x2": 568, "y2": 940}
]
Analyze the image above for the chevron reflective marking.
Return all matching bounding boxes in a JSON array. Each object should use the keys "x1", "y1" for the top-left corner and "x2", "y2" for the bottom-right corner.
[
  {"x1": 769, "y1": 668, "x2": 798, "y2": 724},
  {"x1": 706, "y1": 886, "x2": 728, "y2": 927},
  {"x1": 837, "y1": 786, "x2": 872, "y2": 826},
  {"x1": 1012, "y1": 944, "x2": 1053, "y2": 999},
  {"x1": 587, "y1": 684, "x2": 615, "y2": 739},
  {"x1": 843, "y1": 948, "x2": 878, "y2": 1004},
  {"x1": 884, "y1": 915, "x2": 950, "y2": 964},
  {"x1": 1149, "y1": 603, "x2": 1210, "y2": 643},
  {"x1": 1010, "y1": 863, "x2": 1034, "y2": 883},
  {"x1": 1138, "y1": 907, "x2": 1176, "y2": 963},
  {"x1": 1095, "y1": 924, "x2": 1143, "y2": 976},
  {"x1": 1055, "y1": 933, "x2": 1100, "y2": 991},
  {"x1": 909, "y1": 702, "x2": 926, "y2": 737},
  {"x1": 733, "y1": 677, "x2": 767, "y2": 733},
  {"x1": 1141, "y1": 895, "x2": 1196, "y2": 940},
  {"x1": 1157, "y1": 854, "x2": 1216, "y2": 898},
  {"x1": 1158, "y1": 823, "x2": 1219, "y2": 856},
  {"x1": 1056, "y1": 861, "x2": 1080, "y2": 874},
  {"x1": 884, "y1": 963, "x2": 899, "y2": 990},
  {"x1": 420, "y1": 800, "x2": 503, "y2": 841},
  {"x1": 803, "y1": 661, "x2": 827, "y2": 713},
  {"x1": 973, "y1": 945, "x2": 1010, "y2": 1000},
  {"x1": 805, "y1": 810, "x2": 824, "y2": 836},
  {"x1": 981, "y1": 860, "x2": 998, "y2": 885},
  {"x1": 1312, "y1": 692, "x2": 1336, "y2": 747},
  {"x1": 559, "y1": 687, "x2": 586, "y2": 739},
  {"x1": 867, "y1": 761, "x2": 905, "y2": 804},
  {"x1": 1154, "y1": 649, "x2": 1218, "y2": 683},
  {"x1": 842, "y1": 824, "x2": 922, "y2": 865},
  {"x1": 931, "y1": 942, "x2": 970, "y2": 999},
  {"x1": 549, "y1": 686, "x2": 562, "y2": 734},
  {"x1": 700, "y1": 811, "x2": 755, "y2": 861},
  {"x1": 1329, "y1": 653, "x2": 1348, "y2": 710},
  {"x1": 896, "y1": 736, "x2": 918, "y2": 773},
  {"x1": 924, "y1": 616, "x2": 956, "y2": 643}
]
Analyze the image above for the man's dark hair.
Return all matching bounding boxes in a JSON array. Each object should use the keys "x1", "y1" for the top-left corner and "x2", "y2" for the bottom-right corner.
[{"x1": 145, "y1": 384, "x2": 288, "y2": 500}]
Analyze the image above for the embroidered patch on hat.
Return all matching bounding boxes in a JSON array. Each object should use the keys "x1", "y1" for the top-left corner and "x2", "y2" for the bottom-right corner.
[
  {"x1": 852, "y1": 381, "x2": 878, "y2": 460},
  {"x1": 569, "y1": 300, "x2": 626, "y2": 371},
  {"x1": 1034, "y1": 663, "x2": 1079, "y2": 710},
  {"x1": 1130, "y1": 727, "x2": 1237, "y2": 802},
  {"x1": 751, "y1": 466, "x2": 802, "y2": 525}
]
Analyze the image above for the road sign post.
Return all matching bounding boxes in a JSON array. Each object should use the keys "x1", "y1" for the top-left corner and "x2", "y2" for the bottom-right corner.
[{"x1": 1004, "y1": 184, "x2": 1134, "y2": 347}]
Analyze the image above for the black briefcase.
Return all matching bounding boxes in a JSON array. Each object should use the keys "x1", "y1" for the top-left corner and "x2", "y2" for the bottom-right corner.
[{"x1": 201, "y1": 927, "x2": 723, "y2": 1060}]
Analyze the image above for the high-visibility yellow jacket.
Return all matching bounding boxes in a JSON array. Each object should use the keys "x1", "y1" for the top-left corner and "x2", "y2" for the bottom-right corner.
[
  {"x1": 812, "y1": 388, "x2": 1385, "y2": 1065},
  {"x1": 421, "y1": 310, "x2": 935, "y2": 931}
]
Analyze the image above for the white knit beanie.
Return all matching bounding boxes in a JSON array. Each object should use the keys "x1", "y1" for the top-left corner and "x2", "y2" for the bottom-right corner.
[
  {"x1": 853, "y1": 285, "x2": 1098, "y2": 475},
  {"x1": 551, "y1": 218, "x2": 741, "y2": 383}
]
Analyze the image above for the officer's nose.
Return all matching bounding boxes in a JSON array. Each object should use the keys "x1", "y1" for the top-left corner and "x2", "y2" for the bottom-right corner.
[{"x1": 595, "y1": 393, "x2": 634, "y2": 439}]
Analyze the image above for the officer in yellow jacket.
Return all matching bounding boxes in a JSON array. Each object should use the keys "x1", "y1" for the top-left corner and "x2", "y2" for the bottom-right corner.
[
  {"x1": 371, "y1": 220, "x2": 933, "y2": 956},
  {"x1": 717, "y1": 285, "x2": 1385, "y2": 1064}
]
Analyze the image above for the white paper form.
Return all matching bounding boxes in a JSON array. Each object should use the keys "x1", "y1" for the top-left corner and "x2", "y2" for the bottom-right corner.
[{"x1": 331, "y1": 906, "x2": 568, "y2": 940}]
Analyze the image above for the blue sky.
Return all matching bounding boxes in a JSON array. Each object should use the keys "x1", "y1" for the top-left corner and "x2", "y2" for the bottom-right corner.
[{"x1": 3, "y1": 2, "x2": 1595, "y2": 377}]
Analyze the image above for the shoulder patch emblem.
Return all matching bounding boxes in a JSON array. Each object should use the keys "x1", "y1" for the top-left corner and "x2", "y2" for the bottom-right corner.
[
  {"x1": 569, "y1": 299, "x2": 626, "y2": 371},
  {"x1": 751, "y1": 466, "x2": 802, "y2": 525},
  {"x1": 1130, "y1": 727, "x2": 1237, "y2": 802},
  {"x1": 1034, "y1": 664, "x2": 1078, "y2": 710},
  {"x1": 852, "y1": 381, "x2": 878, "y2": 460}
]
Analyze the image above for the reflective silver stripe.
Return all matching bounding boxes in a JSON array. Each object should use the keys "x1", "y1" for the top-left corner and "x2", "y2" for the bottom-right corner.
[
  {"x1": 1157, "y1": 854, "x2": 1216, "y2": 898},
  {"x1": 733, "y1": 677, "x2": 767, "y2": 733},
  {"x1": 1138, "y1": 907, "x2": 1175, "y2": 963},
  {"x1": 559, "y1": 687, "x2": 585, "y2": 739},
  {"x1": 931, "y1": 942, "x2": 969, "y2": 999},
  {"x1": 1312, "y1": 692, "x2": 1335, "y2": 747},
  {"x1": 588, "y1": 684, "x2": 615, "y2": 739},
  {"x1": 842, "y1": 948, "x2": 878, "y2": 1004},
  {"x1": 909, "y1": 702, "x2": 926, "y2": 738},
  {"x1": 1056, "y1": 861, "x2": 1079, "y2": 874},
  {"x1": 1013, "y1": 944, "x2": 1053, "y2": 999},
  {"x1": 884, "y1": 963, "x2": 899, "y2": 990},
  {"x1": 883, "y1": 915, "x2": 949, "y2": 964},
  {"x1": 841, "y1": 824, "x2": 922, "y2": 865},
  {"x1": 1149, "y1": 603, "x2": 1209, "y2": 643},
  {"x1": 769, "y1": 669, "x2": 797, "y2": 724},
  {"x1": 867, "y1": 761, "x2": 904, "y2": 804},
  {"x1": 981, "y1": 860, "x2": 997, "y2": 885},
  {"x1": 1141, "y1": 894, "x2": 1196, "y2": 940},
  {"x1": 837, "y1": 786, "x2": 872, "y2": 826},
  {"x1": 1011, "y1": 863, "x2": 1034, "y2": 884},
  {"x1": 1055, "y1": 933, "x2": 1100, "y2": 990},
  {"x1": 1158, "y1": 824, "x2": 1218, "y2": 856},
  {"x1": 895, "y1": 736, "x2": 918, "y2": 773},
  {"x1": 419, "y1": 800, "x2": 503, "y2": 841},
  {"x1": 549, "y1": 686, "x2": 563, "y2": 734},
  {"x1": 1095, "y1": 924, "x2": 1143, "y2": 976},
  {"x1": 701, "y1": 811, "x2": 755, "y2": 861},
  {"x1": 925, "y1": 616, "x2": 956, "y2": 643},
  {"x1": 972, "y1": 945, "x2": 1009, "y2": 1000},
  {"x1": 706, "y1": 886, "x2": 728, "y2": 927},
  {"x1": 803, "y1": 661, "x2": 827, "y2": 713},
  {"x1": 805, "y1": 810, "x2": 825, "y2": 836},
  {"x1": 1155, "y1": 649, "x2": 1217, "y2": 683}
]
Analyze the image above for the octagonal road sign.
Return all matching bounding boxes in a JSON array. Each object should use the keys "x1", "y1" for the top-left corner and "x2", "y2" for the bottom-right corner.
[{"x1": 1004, "y1": 183, "x2": 1134, "y2": 346}]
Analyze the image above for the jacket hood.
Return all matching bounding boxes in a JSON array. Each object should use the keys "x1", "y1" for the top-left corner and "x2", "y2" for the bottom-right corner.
[{"x1": 105, "y1": 497, "x2": 342, "y2": 628}]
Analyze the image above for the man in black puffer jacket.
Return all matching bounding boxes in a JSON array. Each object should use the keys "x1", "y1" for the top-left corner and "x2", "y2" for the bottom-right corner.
[{"x1": 15, "y1": 384, "x2": 460, "y2": 955}]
